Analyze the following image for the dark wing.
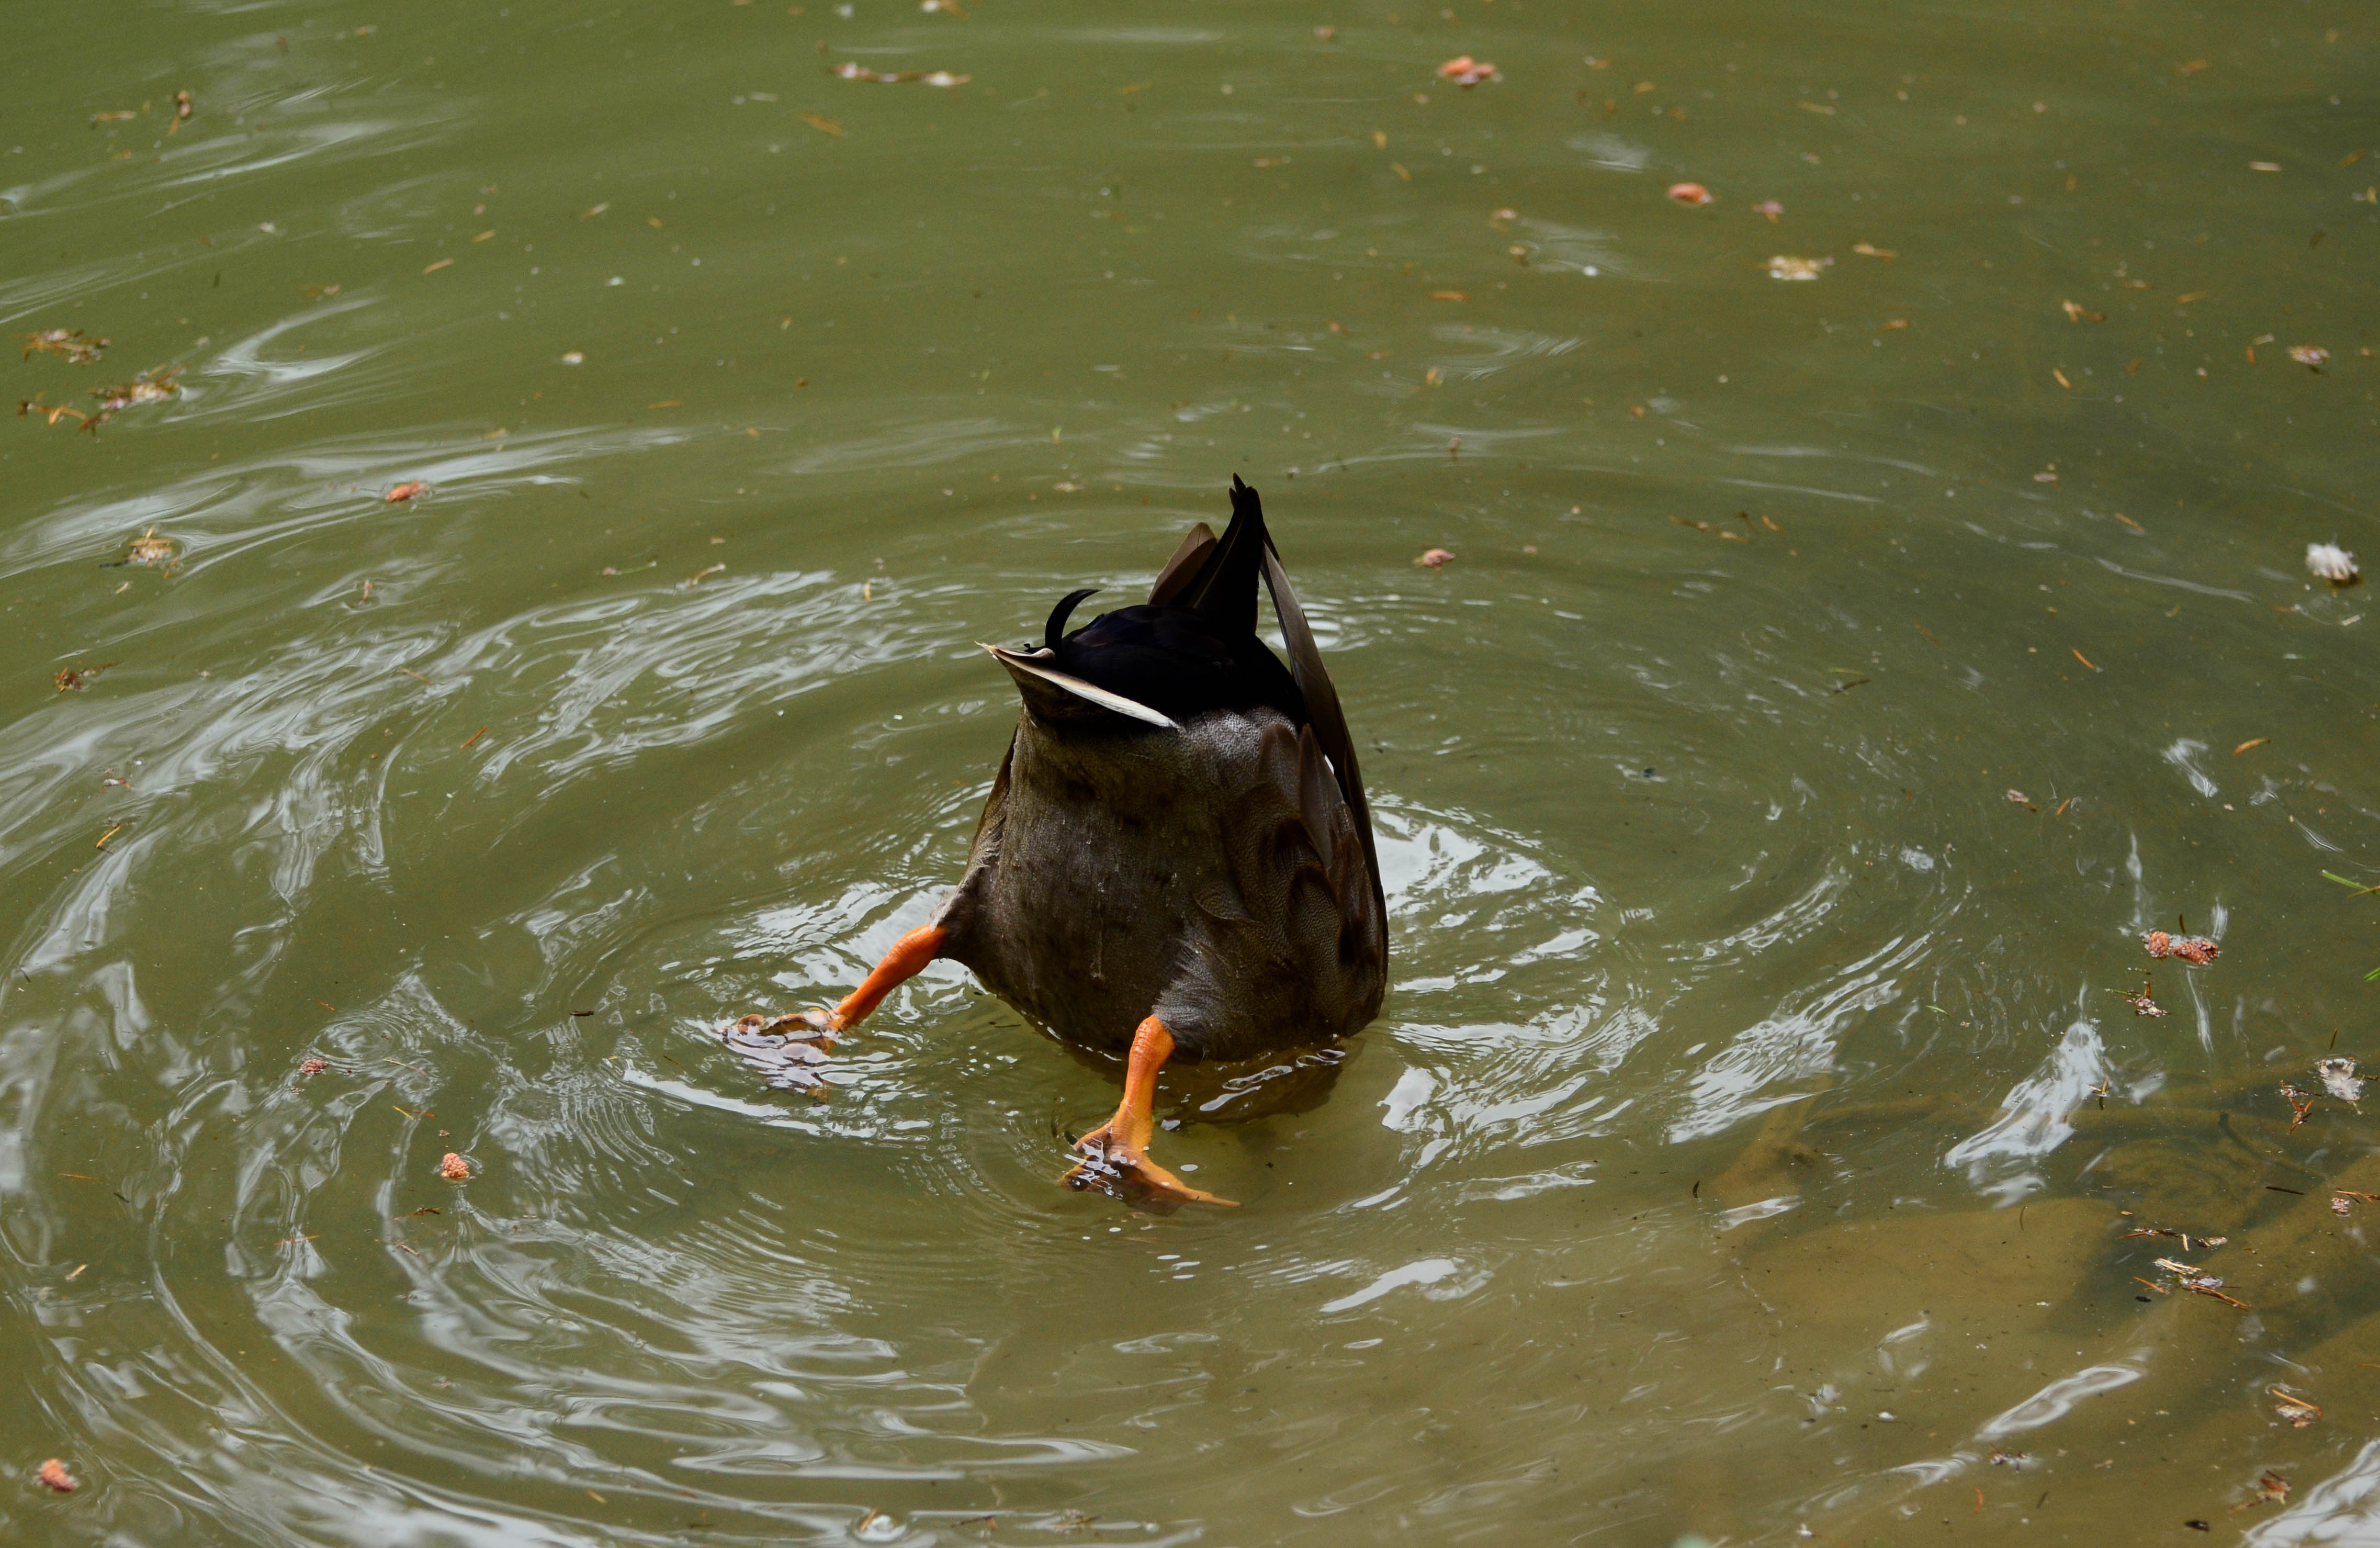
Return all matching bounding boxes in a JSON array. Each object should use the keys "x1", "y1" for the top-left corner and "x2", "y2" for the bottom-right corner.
[
  {"x1": 1205, "y1": 720, "x2": 1388, "y2": 1046},
  {"x1": 1147, "y1": 523, "x2": 1218, "y2": 607},
  {"x1": 1259, "y1": 543, "x2": 1383, "y2": 921}
]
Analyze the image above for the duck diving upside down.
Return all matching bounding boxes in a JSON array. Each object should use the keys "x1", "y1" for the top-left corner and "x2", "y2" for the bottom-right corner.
[{"x1": 725, "y1": 477, "x2": 1387, "y2": 1204}]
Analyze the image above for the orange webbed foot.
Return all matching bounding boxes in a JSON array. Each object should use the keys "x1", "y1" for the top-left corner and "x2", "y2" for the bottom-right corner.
[
  {"x1": 1066, "y1": 1020, "x2": 1237, "y2": 1207},
  {"x1": 722, "y1": 1010, "x2": 838, "y2": 1095},
  {"x1": 1066, "y1": 1126, "x2": 1236, "y2": 1208},
  {"x1": 721, "y1": 924, "x2": 949, "y2": 1097}
]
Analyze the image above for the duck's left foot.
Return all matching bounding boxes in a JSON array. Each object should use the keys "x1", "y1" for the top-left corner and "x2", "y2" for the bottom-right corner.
[
  {"x1": 723, "y1": 1010, "x2": 837, "y2": 1095},
  {"x1": 719, "y1": 925, "x2": 952, "y2": 1098}
]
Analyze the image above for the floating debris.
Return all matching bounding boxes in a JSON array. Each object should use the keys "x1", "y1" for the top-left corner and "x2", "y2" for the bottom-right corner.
[
  {"x1": 2142, "y1": 930, "x2": 2217, "y2": 966},
  {"x1": 1851, "y1": 241, "x2": 1897, "y2": 259},
  {"x1": 2116, "y1": 974, "x2": 2168, "y2": 1017},
  {"x1": 1415, "y1": 548, "x2": 1454, "y2": 568},
  {"x1": 386, "y1": 481, "x2": 428, "y2": 503},
  {"x1": 2124, "y1": 1225, "x2": 2227, "y2": 1250},
  {"x1": 22, "y1": 329, "x2": 108, "y2": 363},
  {"x1": 2289, "y1": 345, "x2": 2330, "y2": 369},
  {"x1": 1436, "y1": 56, "x2": 1501, "y2": 86},
  {"x1": 1766, "y1": 254, "x2": 1832, "y2": 281},
  {"x1": 88, "y1": 366, "x2": 181, "y2": 416},
  {"x1": 123, "y1": 527, "x2": 175, "y2": 565},
  {"x1": 438, "y1": 1152, "x2": 470, "y2": 1181},
  {"x1": 829, "y1": 62, "x2": 970, "y2": 86},
  {"x1": 28, "y1": 368, "x2": 185, "y2": 433},
  {"x1": 168, "y1": 90, "x2": 192, "y2": 136},
  {"x1": 2239, "y1": 1471, "x2": 2290, "y2": 1510},
  {"x1": 2282, "y1": 1084, "x2": 2316, "y2": 1130},
  {"x1": 2161, "y1": 1257, "x2": 2247, "y2": 1305},
  {"x1": 1666, "y1": 182, "x2": 1713, "y2": 206},
  {"x1": 2271, "y1": 1389, "x2": 2321, "y2": 1428},
  {"x1": 2307, "y1": 542, "x2": 2360, "y2": 585},
  {"x1": 2062, "y1": 300, "x2": 2107, "y2": 322},
  {"x1": 1667, "y1": 514, "x2": 1750, "y2": 543},
  {"x1": 1752, "y1": 199, "x2": 1783, "y2": 222},
  {"x1": 298, "y1": 1057, "x2": 329, "y2": 1076},
  {"x1": 53, "y1": 663, "x2": 112, "y2": 693},
  {"x1": 724, "y1": 1010, "x2": 836, "y2": 1094},
  {"x1": 19, "y1": 395, "x2": 94, "y2": 429},
  {"x1": 37, "y1": 1460, "x2": 76, "y2": 1494},
  {"x1": 2316, "y1": 1057, "x2": 2363, "y2": 1104},
  {"x1": 1989, "y1": 1448, "x2": 2029, "y2": 1467},
  {"x1": 2153, "y1": 1256, "x2": 2247, "y2": 1307},
  {"x1": 2005, "y1": 788, "x2": 2032, "y2": 805}
]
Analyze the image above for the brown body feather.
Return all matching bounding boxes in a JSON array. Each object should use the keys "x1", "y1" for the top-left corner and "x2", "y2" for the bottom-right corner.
[{"x1": 936, "y1": 704, "x2": 1385, "y2": 1061}]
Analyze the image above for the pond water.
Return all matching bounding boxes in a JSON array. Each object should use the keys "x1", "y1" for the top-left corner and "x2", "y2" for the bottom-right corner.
[{"x1": 3, "y1": 1, "x2": 2376, "y2": 1543}]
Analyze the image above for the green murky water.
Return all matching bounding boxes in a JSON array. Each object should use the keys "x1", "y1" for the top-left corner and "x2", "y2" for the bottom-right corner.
[{"x1": 4, "y1": 1, "x2": 2377, "y2": 1542}]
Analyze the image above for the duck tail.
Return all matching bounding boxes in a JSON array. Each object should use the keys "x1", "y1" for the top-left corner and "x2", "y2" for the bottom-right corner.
[{"x1": 1167, "y1": 475, "x2": 1268, "y2": 637}]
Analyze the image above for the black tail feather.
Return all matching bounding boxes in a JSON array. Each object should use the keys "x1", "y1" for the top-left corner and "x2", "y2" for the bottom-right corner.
[
  {"x1": 1169, "y1": 475, "x2": 1268, "y2": 637},
  {"x1": 1045, "y1": 588, "x2": 1099, "y2": 652}
]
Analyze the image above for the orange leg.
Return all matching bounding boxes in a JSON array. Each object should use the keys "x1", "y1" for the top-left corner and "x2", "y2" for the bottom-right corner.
[
  {"x1": 1069, "y1": 1016, "x2": 1234, "y2": 1206},
  {"x1": 821, "y1": 924, "x2": 947, "y2": 1032}
]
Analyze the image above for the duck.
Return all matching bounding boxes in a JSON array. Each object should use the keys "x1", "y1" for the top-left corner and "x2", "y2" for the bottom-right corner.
[{"x1": 726, "y1": 476, "x2": 1387, "y2": 1204}]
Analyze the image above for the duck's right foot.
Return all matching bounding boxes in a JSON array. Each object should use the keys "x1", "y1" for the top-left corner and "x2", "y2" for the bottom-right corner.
[
  {"x1": 1062, "y1": 1016, "x2": 1236, "y2": 1207},
  {"x1": 1066, "y1": 1128, "x2": 1234, "y2": 1207}
]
